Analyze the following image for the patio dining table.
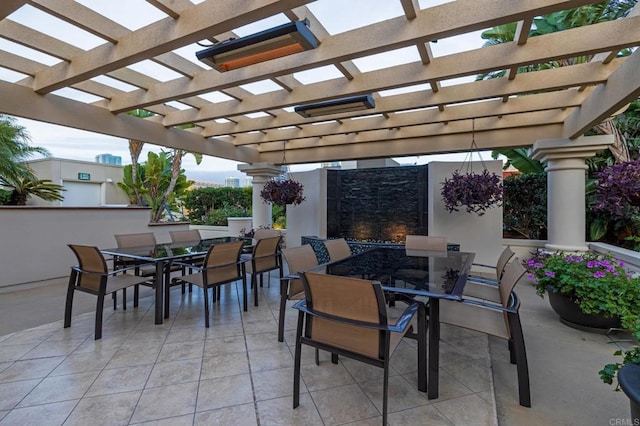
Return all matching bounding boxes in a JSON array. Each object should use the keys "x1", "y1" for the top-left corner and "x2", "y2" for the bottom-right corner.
[
  {"x1": 309, "y1": 246, "x2": 475, "y2": 400},
  {"x1": 101, "y1": 236, "x2": 245, "y2": 324}
]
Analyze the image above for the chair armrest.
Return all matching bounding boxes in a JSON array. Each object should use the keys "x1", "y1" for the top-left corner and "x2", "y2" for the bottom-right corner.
[
  {"x1": 458, "y1": 296, "x2": 519, "y2": 314},
  {"x1": 472, "y1": 262, "x2": 496, "y2": 270},
  {"x1": 467, "y1": 274, "x2": 499, "y2": 285},
  {"x1": 280, "y1": 273, "x2": 300, "y2": 282},
  {"x1": 292, "y1": 299, "x2": 419, "y2": 333},
  {"x1": 72, "y1": 263, "x2": 154, "y2": 277}
]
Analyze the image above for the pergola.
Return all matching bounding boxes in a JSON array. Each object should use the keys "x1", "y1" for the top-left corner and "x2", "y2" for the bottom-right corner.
[
  {"x1": 0, "y1": 0, "x2": 638, "y2": 167},
  {"x1": 1, "y1": 0, "x2": 640, "y2": 250}
]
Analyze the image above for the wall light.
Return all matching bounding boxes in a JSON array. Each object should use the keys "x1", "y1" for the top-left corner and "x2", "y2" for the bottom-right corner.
[
  {"x1": 196, "y1": 20, "x2": 318, "y2": 72},
  {"x1": 294, "y1": 95, "x2": 375, "y2": 118}
]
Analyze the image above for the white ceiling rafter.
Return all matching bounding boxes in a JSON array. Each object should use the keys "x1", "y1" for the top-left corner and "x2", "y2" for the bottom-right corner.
[{"x1": 0, "y1": 0, "x2": 636, "y2": 166}]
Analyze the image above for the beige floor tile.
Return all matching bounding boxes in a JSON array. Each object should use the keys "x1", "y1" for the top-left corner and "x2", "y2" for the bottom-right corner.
[
  {"x1": 85, "y1": 364, "x2": 153, "y2": 397},
  {"x1": 433, "y1": 393, "x2": 497, "y2": 426},
  {"x1": 71, "y1": 335, "x2": 127, "y2": 355},
  {"x1": 146, "y1": 358, "x2": 202, "y2": 388},
  {"x1": 49, "y1": 351, "x2": 114, "y2": 376},
  {"x1": 0, "y1": 400, "x2": 77, "y2": 426},
  {"x1": 0, "y1": 344, "x2": 38, "y2": 363},
  {"x1": 0, "y1": 356, "x2": 65, "y2": 383},
  {"x1": 0, "y1": 379, "x2": 41, "y2": 410},
  {"x1": 442, "y1": 358, "x2": 493, "y2": 393},
  {"x1": 200, "y1": 353, "x2": 249, "y2": 380},
  {"x1": 106, "y1": 346, "x2": 161, "y2": 369},
  {"x1": 194, "y1": 403, "x2": 257, "y2": 426},
  {"x1": 164, "y1": 326, "x2": 206, "y2": 343},
  {"x1": 204, "y1": 322, "x2": 245, "y2": 339},
  {"x1": 130, "y1": 413, "x2": 194, "y2": 425},
  {"x1": 311, "y1": 383, "x2": 381, "y2": 425},
  {"x1": 130, "y1": 381, "x2": 199, "y2": 423},
  {"x1": 341, "y1": 357, "x2": 386, "y2": 383},
  {"x1": 0, "y1": 329, "x2": 56, "y2": 346},
  {"x1": 301, "y1": 360, "x2": 356, "y2": 392},
  {"x1": 256, "y1": 393, "x2": 324, "y2": 426},
  {"x1": 387, "y1": 404, "x2": 452, "y2": 426},
  {"x1": 360, "y1": 374, "x2": 429, "y2": 414},
  {"x1": 20, "y1": 339, "x2": 85, "y2": 360},
  {"x1": 245, "y1": 331, "x2": 281, "y2": 351},
  {"x1": 196, "y1": 373, "x2": 253, "y2": 412},
  {"x1": 17, "y1": 370, "x2": 99, "y2": 407},
  {"x1": 65, "y1": 390, "x2": 141, "y2": 426},
  {"x1": 252, "y1": 367, "x2": 305, "y2": 401},
  {"x1": 156, "y1": 340, "x2": 204, "y2": 362},
  {"x1": 405, "y1": 368, "x2": 473, "y2": 403},
  {"x1": 203, "y1": 335, "x2": 246, "y2": 356},
  {"x1": 247, "y1": 347, "x2": 294, "y2": 372}
]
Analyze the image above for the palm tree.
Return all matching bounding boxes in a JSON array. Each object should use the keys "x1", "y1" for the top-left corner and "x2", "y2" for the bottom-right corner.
[
  {"x1": 126, "y1": 109, "x2": 154, "y2": 205},
  {"x1": 480, "y1": 1, "x2": 637, "y2": 166},
  {"x1": 0, "y1": 115, "x2": 49, "y2": 183},
  {"x1": 2, "y1": 175, "x2": 64, "y2": 205}
]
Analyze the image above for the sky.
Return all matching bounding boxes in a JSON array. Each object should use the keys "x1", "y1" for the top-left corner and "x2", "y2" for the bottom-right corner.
[{"x1": 3, "y1": 0, "x2": 490, "y2": 181}]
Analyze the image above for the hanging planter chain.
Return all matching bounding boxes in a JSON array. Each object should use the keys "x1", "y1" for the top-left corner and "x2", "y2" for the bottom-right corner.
[{"x1": 441, "y1": 119, "x2": 503, "y2": 215}]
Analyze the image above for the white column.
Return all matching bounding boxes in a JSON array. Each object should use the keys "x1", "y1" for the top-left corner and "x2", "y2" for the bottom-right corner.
[
  {"x1": 531, "y1": 135, "x2": 613, "y2": 252},
  {"x1": 238, "y1": 163, "x2": 284, "y2": 229}
]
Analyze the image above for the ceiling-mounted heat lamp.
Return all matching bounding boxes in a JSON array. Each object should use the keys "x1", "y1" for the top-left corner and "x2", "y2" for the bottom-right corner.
[
  {"x1": 294, "y1": 94, "x2": 375, "y2": 118},
  {"x1": 196, "y1": 20, "x2": 318, "y2": 72}
]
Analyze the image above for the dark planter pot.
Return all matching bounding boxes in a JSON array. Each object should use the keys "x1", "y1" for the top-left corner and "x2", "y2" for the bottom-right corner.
[
  {"x1": 546, "y1": 287, "x2": 621, "y2": 333},
  {"x1": 618, "y1": 364, "x2": 640, "y2": 424}
]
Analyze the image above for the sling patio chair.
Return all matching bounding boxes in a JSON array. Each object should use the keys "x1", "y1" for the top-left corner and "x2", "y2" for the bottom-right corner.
[
  {"x1": 439, "y1": 259, "x2": 531, "y2": 407},
  {"x1": 279, "y1": 244, "x2": 319, "y2": 342},
  {"x1": 65, "y1": 244, "x2": 155, "y2": 339},
  {"x1": 293, "y1": 271, "x2": 426, "y2": 425},
  {"x1": 173, "y1": 240, "x2": 247, "y2": 326},
  {"x1": 463, "y1": 246, "x2": 516, "y2": 303},
  {"x1": 242, "y1": 236, "x2": 283, "y2": 307},
  {"x1": 322, "y1": 238, "x2": 352, "y2": 262}
]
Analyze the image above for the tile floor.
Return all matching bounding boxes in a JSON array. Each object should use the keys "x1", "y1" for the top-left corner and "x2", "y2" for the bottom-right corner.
[{"x1": 0, "y1": 276, "x2": 497, "y2": 425}]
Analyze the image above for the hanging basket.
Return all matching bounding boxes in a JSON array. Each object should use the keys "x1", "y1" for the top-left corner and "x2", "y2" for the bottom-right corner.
[
  {"x1": 440, "y1": 119, "x2": 503, "y2": 216},
  {"x1": 441, "y1": 169, "x2": 503, "y2": 215},
  {"x1": 260, "y1": 178, "x2": 306, "y2": 206}
]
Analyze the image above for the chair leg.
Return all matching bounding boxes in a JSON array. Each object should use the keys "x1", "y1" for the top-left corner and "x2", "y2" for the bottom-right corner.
[
  {"x1": 112, "y1": 292, "x2": 117, "y2": 310},
  {"x1": 293, "y1": 312, "x2": 304, "y2": 409},
  {"x1": 508, "y1": 312, "x2": 531, "y2": 407},
  {"x1": 64, "y1": 271, "x2": 77, "y2": 328},
  {"x1": 508, "y1": 338, "x2": 516, "y2": 364},
  {"x1": 203, "y1": 287, "x2": 210, "y2": 328},
  {"x1": 134, "y1": 285, "x2": 139, "y2": 308},
  {"x1": 331, "y1": 353, "x2": 339, "y2": 364},
  {"x1": 278, "y1": 297, "x2": 287, "y2": 343},
  {"x1": 253, "y1": 274, "x2": 259, "y2": 307},
  {"x1": 95, "y1": 292, "x2": 105, "y2": 340},
  {"x1": 382, "y1": 362, "x2": 390, "y2": 426},
  {"x1": 242, "y1": 272, "x2": 248, "y2": 312},
  {"x1": 122, "y1": 288, "x2": 127, "y2": 310}
]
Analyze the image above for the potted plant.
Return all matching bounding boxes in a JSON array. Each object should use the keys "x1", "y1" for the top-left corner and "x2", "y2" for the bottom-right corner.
[
  {"x1": 526, "y1": 251, "x2": 640, "y2": 332},
  {"x1": 260, "y1": 178, "x2": 305, "y2": 206},
  {"x1": 441, "y1": 169, "x2": 503, "y2": 215}
]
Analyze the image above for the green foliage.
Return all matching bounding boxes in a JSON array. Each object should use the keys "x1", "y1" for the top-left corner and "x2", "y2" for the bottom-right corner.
[
  {"x1": 118, "y1": 151, "x2": 193, "y2": 222},
  {"x1": 527, "y1": 251, "x2": 640, "y2": 332},
  {"x1": 183, "y1": 186, "x2": 252, "y2": 224},
  {"x1": 2, "y1": 176, "x2": 64, "y2": 205},
  {"x1": 502, "y1": 173, "x2": 547, "y2": 239},
  {"x1": 0, "y1": 188, "x2": 12, "y2": 205},
  {"x1": 0, "y1": 114, "x2": 50, "y2": 187},
  {"x1": 492, "y1": 149, "x2": 544, "y2": 174}
]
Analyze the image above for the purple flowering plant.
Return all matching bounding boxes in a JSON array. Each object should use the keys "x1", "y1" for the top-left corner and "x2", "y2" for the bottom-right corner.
[
  {"x1": 441, "y1": 169, "x2": 503, "y2": 215},
  {"x1": 260, "y1": 178, "x2": 305, "y2": 206},
  {"x1": 527, "y1": 250, "x2": 640, "y2": 332}
]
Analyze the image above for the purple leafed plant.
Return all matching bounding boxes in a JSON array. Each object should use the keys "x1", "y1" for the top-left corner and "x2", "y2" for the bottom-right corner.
[
  {"x1": 593, "y1": 158, "x2": 640, "y2": 220},
  {"x1": 260, "y1": 178, "x2": 306, "y2": 206},
  {"x1": 441, "y1": 169, "x2": 503, "y2": 215}
]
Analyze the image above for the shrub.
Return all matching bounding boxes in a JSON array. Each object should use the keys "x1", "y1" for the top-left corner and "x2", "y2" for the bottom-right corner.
[{"x1": 502, "y1": 173, "x2": 547, "y2": 239}]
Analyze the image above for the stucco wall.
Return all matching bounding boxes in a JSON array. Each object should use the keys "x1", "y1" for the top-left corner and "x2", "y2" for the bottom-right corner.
[
  {"x1": 285, "y1": 169, "x2": 327, "y2": 248},
  {"x1": 428, "y1": 161, "x2": 504, "y2": 269},
  {"x1": 0, "y1": 207, "x2": 188, "y2": 288}
]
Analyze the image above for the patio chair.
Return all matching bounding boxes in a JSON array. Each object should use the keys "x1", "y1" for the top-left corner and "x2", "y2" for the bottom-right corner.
[
  {"x1": 439, "y1": 259, "x2": 531, "y2": 407},
  {"x1": 242, "y1": 236, "x2": 283, "y2": 307},
  {"x1": 293, "y1": 272, "x2": 425, "y2": 425},
  {"x1": 279, "y1": 244, "x2": 318, "y2": 342},
  {"x1": 114, "y1": 232, "x2": 183, "y2": 301},
  {"x1": 169, "y1": 229, "x2": 204, "y2": 292},
  {"x1": 405, "y1": 234, "x2": 448, "y2": 252},
  {"x1": 322, "y1": 238, "x2": 352, "y2": 261},
  {"x1": 253, "y1": 228, "x2": 281, "y2": 240},
  {"x1": 464, "y1": 246, "x2": 515, "y2": 303},
  {"x1": 173, "y1": 240, "x2": 247, "y2": 327},
  {"x1": 65, "y1": 244, "x2": 154, "y2": 340}
]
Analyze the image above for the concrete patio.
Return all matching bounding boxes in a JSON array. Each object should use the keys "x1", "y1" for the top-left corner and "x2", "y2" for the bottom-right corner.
[{"x1": 0, "y1": 272, "x2": 633, "y2": 425}]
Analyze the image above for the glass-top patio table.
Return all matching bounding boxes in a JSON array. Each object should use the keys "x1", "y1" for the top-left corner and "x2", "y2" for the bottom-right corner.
[
  {"x1": 309, "y1": 246, "x2": 475, "y2": 400},
  {"x1": 101, "y1": 237, "x2": 245, "y2": 324}
]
